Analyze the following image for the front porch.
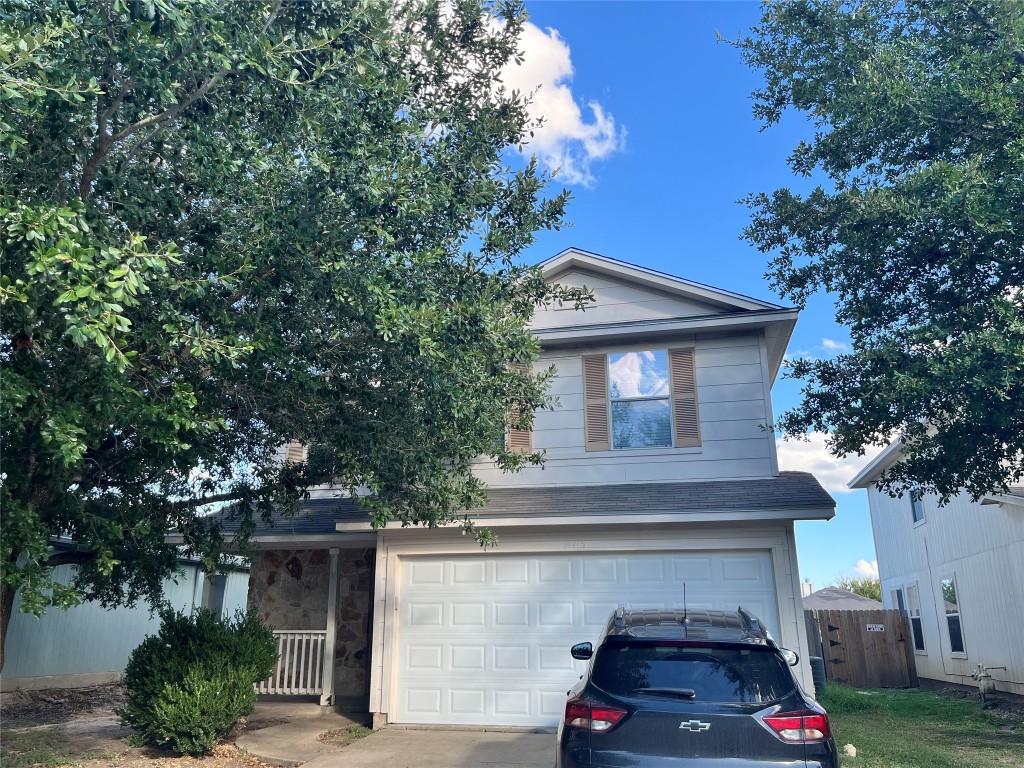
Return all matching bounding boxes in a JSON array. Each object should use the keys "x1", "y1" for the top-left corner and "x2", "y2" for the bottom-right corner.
[{"x1": 249, "y1": 546, "x2": 375, "y2": 711}]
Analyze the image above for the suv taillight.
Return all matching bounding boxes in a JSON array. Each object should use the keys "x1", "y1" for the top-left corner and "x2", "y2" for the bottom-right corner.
[
  {"x1": 564, "y1": 696, "x2": 628, "y2": 733},
  {"x1": 762, "y1": 710, "x2": 832, "y2": 743}
]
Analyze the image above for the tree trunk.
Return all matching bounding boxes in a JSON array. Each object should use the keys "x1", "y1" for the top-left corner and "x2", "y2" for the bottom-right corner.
[{"x1": 0, "y1": 579, "x2": 16, "y2": 672}]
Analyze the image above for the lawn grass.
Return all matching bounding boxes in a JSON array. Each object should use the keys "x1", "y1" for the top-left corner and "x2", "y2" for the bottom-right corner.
[{"x1": 818, "y1": 684, "x2": 1024, "y2": 768}]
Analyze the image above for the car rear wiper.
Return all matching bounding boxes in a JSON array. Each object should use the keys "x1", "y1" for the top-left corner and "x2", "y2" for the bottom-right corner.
[{"x1": 633, "y1": 687, "x2": 697, "y2": 698}]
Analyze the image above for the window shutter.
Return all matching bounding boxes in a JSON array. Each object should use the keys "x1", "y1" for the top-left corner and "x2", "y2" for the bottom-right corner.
[
  {"x1": 669, "y1": 347, "x2": 700, "y2": 448},
  {"x1": 508, "y1": 362, "x2": 532, "y2": 453},
  {"x1": 284, "y1": 441, "x2": 307, "y2": 463},
  {"x1": 583, "y1": 354, "x2": 611, "y2": 451}
]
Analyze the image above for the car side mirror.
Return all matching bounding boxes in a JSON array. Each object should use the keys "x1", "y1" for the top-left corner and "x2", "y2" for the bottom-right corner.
[
  {"x1": 570, "y1": 642, "x2": 593, "y2": 660},
  {"x1": 780, "y1": 648, "x2": 799, "y2": 666}
]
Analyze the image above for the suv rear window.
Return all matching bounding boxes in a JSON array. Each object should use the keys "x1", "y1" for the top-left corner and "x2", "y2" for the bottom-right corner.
[{"x1": 591, "y1": 643, "x2": 795, "y2": 703}]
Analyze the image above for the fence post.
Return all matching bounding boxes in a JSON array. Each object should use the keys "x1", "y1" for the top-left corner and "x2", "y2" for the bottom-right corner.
[{"x1": 320, "y1": 548, "x2": 339, "y2": 707}]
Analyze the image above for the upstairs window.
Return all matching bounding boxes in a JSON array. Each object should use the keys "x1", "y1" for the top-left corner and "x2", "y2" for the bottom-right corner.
[
  {"x1": 583, "y1": 348, "x2": 700, "y2": 451},
  {"x1": 941, "y1": 576, "x2": 966, "y2": 655},
  {"x1": 910, "y1": 486, "x2": 925, "y2": 523},
  {"x1": 609, "y1": 350, "x2": 672, "y2": 448}
]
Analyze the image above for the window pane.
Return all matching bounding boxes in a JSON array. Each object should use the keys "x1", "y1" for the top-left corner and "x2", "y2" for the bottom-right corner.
[
  {"x1": 612, "y1": 399, "x2": 671, "y2": 448},
  {"x1": 592, "y1": 644, "x2": 795, "y2": 703},
  {"x1": 907, "y1": 585, "x2": 920, "y2": 614},
  {"x1": 947, "y1": 615, "x2": 965, "y2": 654},
  {"x1": 911, "y1": 617, "x2": 926, "y2": 652},
  {"x1": 893, "y1": 588, "x2": 906, "y2": 616},
  {"x1": 911, "y1": 488, "x2": 925, "y2": 522},
  {"x1": 941, "y1": 578, "x2": 958, "y2": 610},
  {"x1": 609, "y1": 350, "x2": 669, "y2": 399}
]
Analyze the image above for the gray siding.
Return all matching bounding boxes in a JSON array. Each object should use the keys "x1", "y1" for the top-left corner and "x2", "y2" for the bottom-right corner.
[
  {"x1": 533, "y1": 269, "x2": 725, "y2": 328},
  {"x1": 474, "y1": 333, "x2": 777, "y2": 487},
  {"x1": 3, "y1": 564, "x2": 248, "y2": 689},
  {"x1": 868, "y1": 487, "x2": 1024, "y2": 696}
]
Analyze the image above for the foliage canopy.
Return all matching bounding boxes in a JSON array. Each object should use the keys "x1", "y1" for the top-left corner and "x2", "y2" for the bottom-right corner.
[
  {"x1": 0, "y1": 0, "x2": 586, "y2": 663},
  {"x1": 734, "y1": 0, "x2": 1024, "y2": 501}
]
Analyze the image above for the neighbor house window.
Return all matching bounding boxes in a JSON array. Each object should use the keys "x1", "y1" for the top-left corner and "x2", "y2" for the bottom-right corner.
[
  {"x1": 910, "y1": 486, "x2": 925, "y2": 523},
  {"x1": 906, "y1": 584, "x2": 926, "y2": 652},
  {"x1": 582, "y1": 348, "x2": 700, "y2": 451},
  {"x1": 941, "y1": 576, "x2": 966, "y2": 655},
  {"x1": 891, "y1": 587, "x2": 906, "y2": 616}
]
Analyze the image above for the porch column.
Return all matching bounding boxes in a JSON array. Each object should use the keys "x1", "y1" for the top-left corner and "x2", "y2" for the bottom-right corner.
[{"x1": 320, "y1": 547, "x2": 339, "y2": 706}]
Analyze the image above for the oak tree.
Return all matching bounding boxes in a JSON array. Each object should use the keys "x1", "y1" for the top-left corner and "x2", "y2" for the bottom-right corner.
[
  {"x1": 733, "y1": 0, "x2": 1024, "y2": 503},
  {"x1": 0, "y1": 0, "x2": 585, "y2": 667}
]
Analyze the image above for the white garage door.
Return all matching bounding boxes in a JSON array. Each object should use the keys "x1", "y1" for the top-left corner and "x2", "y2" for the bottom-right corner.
[{"x1": 394, "y1": 550, "x2": 778, "y2": 726}]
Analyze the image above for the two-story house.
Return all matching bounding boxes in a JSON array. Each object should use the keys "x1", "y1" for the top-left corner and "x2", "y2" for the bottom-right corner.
[
  {"x1": 849, "y1": 442, "x2": 1024, "y2": 698},
  {"x1": 236, "y1": 249, "x2": 835, "y2": 727}
]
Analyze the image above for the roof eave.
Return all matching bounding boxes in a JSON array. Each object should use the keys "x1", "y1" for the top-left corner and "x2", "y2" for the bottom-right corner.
[{"x1": 848, "y1": 440, "x2": 904, "y2": 489}]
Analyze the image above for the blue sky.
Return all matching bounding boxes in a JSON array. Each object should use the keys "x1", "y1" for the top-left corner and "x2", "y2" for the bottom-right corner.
[{"x1": 507, "y1": 1, "x2": 880, "y2": 590}]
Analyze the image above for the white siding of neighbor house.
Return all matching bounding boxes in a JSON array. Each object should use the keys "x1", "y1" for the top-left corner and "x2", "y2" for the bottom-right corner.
[
  {"x1": 473, "y1": 332, "x2": 777, "y2": 487},
  {"x1": 868, "y1": 487, "x2": 1024, "y2": 696},
  {"x1": 2, "y1": 564, "x2": 249, "y2": 690},
  {"x1": 532, "y1": 269, "x2": 727, "y2": 328}
]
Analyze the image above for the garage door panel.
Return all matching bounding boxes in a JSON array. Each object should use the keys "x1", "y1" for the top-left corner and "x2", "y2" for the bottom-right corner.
[{"x1": 396, "y1": 550, "x2": 778, "y2": 726}]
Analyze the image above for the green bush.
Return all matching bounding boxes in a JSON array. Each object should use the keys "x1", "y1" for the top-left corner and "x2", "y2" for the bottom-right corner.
[{"x1": 119, "y1": 608, "x2": 276, "y2": 755}]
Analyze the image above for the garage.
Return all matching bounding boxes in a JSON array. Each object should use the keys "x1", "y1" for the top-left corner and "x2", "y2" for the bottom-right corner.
[{"x1": 394, "y1": 549, "x2": 778, "y2": 726}]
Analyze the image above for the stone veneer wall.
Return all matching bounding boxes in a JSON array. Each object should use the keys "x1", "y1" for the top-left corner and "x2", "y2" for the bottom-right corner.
[{"x1": 248, "y1": 547, "x2": 375, "y2": 704}]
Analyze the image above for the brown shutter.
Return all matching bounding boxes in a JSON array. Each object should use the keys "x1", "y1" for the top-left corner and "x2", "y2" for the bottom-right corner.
[
  {"x1": 669, "y1": 347, "x2": 701, "y2": 448},
  {"x1": 284, "y1": 441, "x2": 307, "y2": 463},
  {"x1": 583, "y1": 354, "x2": 611, "y2": 451},
  {"x1": 508, "y1": 362, "x2": 533, "y2": 453}
]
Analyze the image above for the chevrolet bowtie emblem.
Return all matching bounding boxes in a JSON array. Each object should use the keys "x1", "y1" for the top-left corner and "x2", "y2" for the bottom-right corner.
[{"x1": 679, "y1": 719, "x2": 711, "y2": 732}]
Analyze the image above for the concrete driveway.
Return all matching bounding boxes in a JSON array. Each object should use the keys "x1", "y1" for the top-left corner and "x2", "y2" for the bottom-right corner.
[{"x1": 300, "y1": 728, "x2": 555, "y2": 768}]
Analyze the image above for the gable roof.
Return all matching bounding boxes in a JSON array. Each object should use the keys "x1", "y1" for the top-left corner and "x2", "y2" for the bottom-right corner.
[
  {"x1": 536, "y1": 249, "x2": 798, "y2": 382},
  {"x1": 214, "y1": 472, "x2": 834, "y2": 540},
  {"x1": 802, "y1": 586, "x2": 883, "y2": 611},
  {"x1": 540, "y1": 249, "x2": 785, "y2": 313}
]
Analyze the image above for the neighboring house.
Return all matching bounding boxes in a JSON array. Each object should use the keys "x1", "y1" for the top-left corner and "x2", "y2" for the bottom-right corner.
[
  {"x1": 802, "y1": 586, "x2": 883, "y2": 611},
  {"x1": 237, "y1": 249, "x2": 836, "y2": 727},
  {"x1": 850, "y1": 442, "x2": 1024, "y2": 698},
  {"x1": 2, "y1": 560, "x2": 248, "y2": 691}
]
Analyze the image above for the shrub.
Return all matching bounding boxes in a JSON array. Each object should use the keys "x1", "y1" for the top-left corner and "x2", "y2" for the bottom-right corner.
[{"x1": 120, "y1": 608, "x2": 276, "y2": 755}]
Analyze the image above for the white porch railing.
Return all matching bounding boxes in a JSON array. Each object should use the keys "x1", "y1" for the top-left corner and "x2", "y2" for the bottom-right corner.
[{"x1": 257, "y1": 630, "x2": 328, "y2": 696}]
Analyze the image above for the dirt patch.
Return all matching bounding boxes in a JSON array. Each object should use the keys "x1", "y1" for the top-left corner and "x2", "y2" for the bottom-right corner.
[
  {"x1": 940, "y1": 686, "x2": 1024, "y2": 722},
  {"x1": 0, "y1": 683, "x2": 126, "y2": 728},
  {"x1": 1, "y1": 685, "x2": 285, "y2": 768},
  {"x1": 316, "y1": 724, "x2": 372, "y2": 746}
]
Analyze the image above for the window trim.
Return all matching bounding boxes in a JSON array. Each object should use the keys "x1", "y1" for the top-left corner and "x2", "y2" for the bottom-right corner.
[{"x1": 939, "y1": 573, "x2": 967, "y2": 659}]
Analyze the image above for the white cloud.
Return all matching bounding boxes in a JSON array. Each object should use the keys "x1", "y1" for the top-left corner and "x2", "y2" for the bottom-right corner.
[
  {"x1": 821, "y1": 338, "x2": 849, "y2": 353},
  {"x1": 855, "y1": 559, "x2": 879, "y2": 579},
  {"x1": 776, "y1": 431, "x2": 873, "y2": 494},
  {"x1": 500, "y1": 23, "x2": 624, "y2": 185}
]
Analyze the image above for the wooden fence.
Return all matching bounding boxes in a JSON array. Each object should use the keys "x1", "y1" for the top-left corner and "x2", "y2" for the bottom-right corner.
[{"x1": 804, "y1": 609, "x2": 918, "y2": 689}]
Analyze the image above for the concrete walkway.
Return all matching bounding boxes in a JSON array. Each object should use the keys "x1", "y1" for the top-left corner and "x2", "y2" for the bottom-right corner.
[
  {"x1": 301, "y1": 728, "x2": 554, "y2": 768},
  {"x1": 238, "y1": 703, "x2": 369, "y2": 765}
]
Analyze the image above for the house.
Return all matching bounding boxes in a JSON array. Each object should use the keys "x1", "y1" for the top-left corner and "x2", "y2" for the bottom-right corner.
[
  {"x1": 237, "y1": 249, "x2": 836, "y2": 727},
  {"x1": 849, "y1": 442, "x2": 1024, "y2": 698},
  {"x1": 1, "y1": 559, "x2": 248, "y2": 691},
  {"x1": 802, "y1": 586, "x2": 883, "y2": 611}
]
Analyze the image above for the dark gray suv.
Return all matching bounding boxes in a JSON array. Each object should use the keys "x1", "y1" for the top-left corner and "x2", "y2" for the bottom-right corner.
[{"x1": 557, "y1": 607, "x2": 838, "y2": 768}]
